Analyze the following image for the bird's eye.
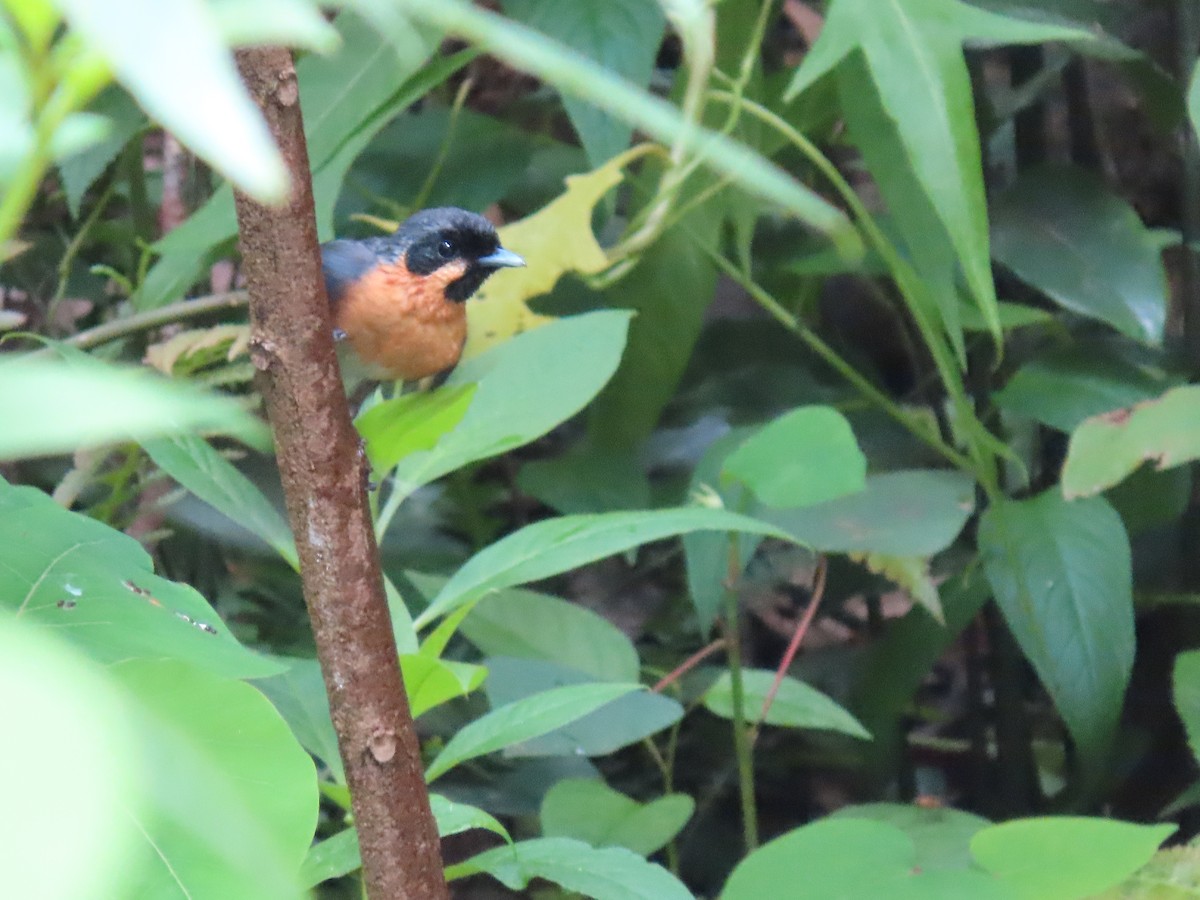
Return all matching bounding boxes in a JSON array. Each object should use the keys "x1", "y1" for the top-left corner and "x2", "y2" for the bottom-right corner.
[{"x1": 437, "y1": 239, "x2": 455, "y2": 259}]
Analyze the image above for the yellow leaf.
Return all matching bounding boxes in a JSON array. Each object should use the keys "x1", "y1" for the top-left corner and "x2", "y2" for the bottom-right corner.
[
  {"x1": 848, "y1": 551, "x2": 944, "y2": 624},
  {"x1": 463, "y1": 144, "x2": 658, "y2": 359},
  {"x1": 144, "y1": 324, "x2": 250, "y2": 375}
]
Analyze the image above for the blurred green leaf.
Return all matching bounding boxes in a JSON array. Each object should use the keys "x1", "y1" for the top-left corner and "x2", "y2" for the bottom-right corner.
[
  {"x1": 541, "y1": 779, "x2": 693, "y2": 857},
  {"x1": 991, "y1": 166, "x2": 1167, "y2": 344},
  {"x1": 56, "y1": 87, "x2": 146, "y2": 218},
  {"x1": 461, "y1": 587, "x2": 640, "y2": 682},
  {"x1": 829, "y1": 803, "x2": 990, "y2": 873},
  {"x1": 484, "y1": 658, "x2": 682, "y2": 758},
  {"x1": 970, "y1": 817, "x2": 1174, "y2": 898},
  {"x1": 703, "y1": 669, "x2": 870, "y2": 739},
  {"x1": 994, "y1": 343, "x2": 1173, "y2": 433},
  {"x1": 979, "y1": 492, "x2": 1133, "y2": 772},
  {"x1": 417, "y1": 506, "x2": 798, "y2": 629},
  {"x1": 0, "y1": 616, "x2": 141, "y2": 900},
  {"x1": 788, "y1": 0, "x2": 1092, "y2": 341},
  {"x1": 357, "y1": 383, "x2": 475, "y2": 473},
  {"x1": 1190, "y1": 60, "x2": 1200, "y2": 140},
  {"x1": 391, "y1": 311, "x2": 631, "y2": 497},
  {"x1": 1062, "y1": 385, "x2": 1200, "y2": 499},
  {"x1": 425, "y1": 681, "x2": 640, "y2": 782},
  {"x1": 113, "y1": 659, "x2": 316, "y2": 899},
  {"x1": 208, "y1": 0, "x2": 339, "y2": 52},
  {"x1": 54, "y1": 0, "x2": 296, "y2": 201},
  {"x1": 0, "y1": 356, "x2": 268, "y2": 459},
  {"x1": 502, "y1": 0, "x2": 663, "y2": 168},
  {"x1": 0, "y1": 477, "x2": 281, "y2": 679},
  {"x1": 446, "y1": 837, "x2": 693, "y2": 899},
  {"x1": 143, "y1": 434, "x2": 298, "y2": 569},
  {"x1": 723, "y1": 406, "x2": 866, "y2": 509}
]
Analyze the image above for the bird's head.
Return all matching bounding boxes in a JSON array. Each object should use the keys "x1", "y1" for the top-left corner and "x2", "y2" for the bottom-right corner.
[{"x1": 391, "y1": 207, "x2": 525, "y2": 302}]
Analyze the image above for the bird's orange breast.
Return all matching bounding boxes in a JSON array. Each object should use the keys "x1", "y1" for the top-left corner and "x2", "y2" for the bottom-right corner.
[{"x1": 334, "y1": 260, "x2": 469, "y2": 381}]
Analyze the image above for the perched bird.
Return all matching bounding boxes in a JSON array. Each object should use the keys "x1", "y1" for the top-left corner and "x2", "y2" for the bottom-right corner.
[{"x1": 320, "y1": 207, "x2": 524, "y2": 382}]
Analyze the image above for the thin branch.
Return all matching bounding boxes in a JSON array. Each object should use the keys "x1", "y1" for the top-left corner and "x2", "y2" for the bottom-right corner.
[{"x1": 232, "y1": 47, "x2": 447, "y2": 900}]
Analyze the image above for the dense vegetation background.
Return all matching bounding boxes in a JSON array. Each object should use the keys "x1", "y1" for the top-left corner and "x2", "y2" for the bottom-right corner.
[{"x1": 3, "y1": 0, "x2": 1200, "y2": 897}]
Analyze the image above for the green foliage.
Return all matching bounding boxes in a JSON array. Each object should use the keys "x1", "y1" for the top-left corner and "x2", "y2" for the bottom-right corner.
[{"x1": 3, "y1": 0, "x2": 1198, "y2": 896}]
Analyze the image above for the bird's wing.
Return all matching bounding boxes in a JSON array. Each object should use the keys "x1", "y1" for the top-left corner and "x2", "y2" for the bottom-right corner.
[{"x1": 320, "y1": 239, "x2": 384, "y2": 304}]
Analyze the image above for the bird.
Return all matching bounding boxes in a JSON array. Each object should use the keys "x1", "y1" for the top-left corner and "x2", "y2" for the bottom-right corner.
[{"x1": 320, "y1": 207, "x2": 525, "y2": 383}]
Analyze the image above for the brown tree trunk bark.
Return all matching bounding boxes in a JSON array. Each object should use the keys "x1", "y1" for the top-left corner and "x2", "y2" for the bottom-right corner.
[{"x1": 231, "y1": 46, "x2": 448, "y2": 900}]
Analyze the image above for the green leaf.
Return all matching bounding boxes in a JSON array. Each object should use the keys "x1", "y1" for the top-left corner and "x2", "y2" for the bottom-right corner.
[
  {"x1": 484, "y1": 657, "x2": 682, "y2": 758},
  {"x1": 208, "y1": 0, "x2": 340, "y2": 52},
  {"x1": 0, "y1": 478, "x2": 280, "y2": 679},
  {"x1": 723, "y1": 406, "x2": 866, "y2": 508},
  {"x1": 1174, "y1": 650, "x2": 1200, "y2": 768},
  {"x1": 978, "y1": 491, "x2": 1133, "y2": 769},
  {"x1": 57, "y1": 87, "x2": 146, "y2": 218},
  {"x1": 357, "y1": 383, "x2": 476, "y2": 472},
  {"x1": 766, "y1": 470, "x2": 976, "y2": 557},
  {"x1": 399, "y1": 652, "x2": 487, "y2": 718},
  {"x1": 446, "y1": 837, "x2": 694, "y2": 900},
  {"x1": 143, "y1": 434, "x2": 298, "y2": 569},
  {"x1": 394, "y1": 0, "x2": 861, "y2": 256},
  {"x1": 501, "y1": 0, "x2": 663, "y2": 168},
  {"x1": 54, "y1": 0, "x2": 295, "y2": 201},
  {"x1": 416, "y1": 506, "x2": 798, "y2": 629},
  {"x1": 253, "y1": 657, "x2": 343, "y2": 783},
  {"x1": 722, "y1": 818, "x2": 1010, "y2": 899},
  {"x1": 391, "y1": 311, "x2": 631, "y2": 496},
  {"x1": 829, "y1": 803, "x2": 990, "y2": 873},
  {"x1": 424, "y1": 682, "x2": 641, "y2": 782},
  {"x1": 113, "y1": 659, "x2": 316, "y2": 899},
  {"x1": 971, "y1": 818, "x2": 1175, "y2": 899},
  {"x1": 991, "y1": 166, "x2": 1167, "y2": 344},
  {"x1": 0, "y1": 356, "x2": 268, "y2": 460},
  {"x1": 0, "y1": 616, "x2": 141, "y2": 900},
  {"x1": 300, "y1": 797, "x2": 509, "y2": 888},
  {"x1": 787, "y1": 0, "x2": 1092, "y2": 340},
  {"x1": 541, "y1": 779, "x2": 693, "y2": 857},
  {"x1": 994, "y1": 343, "x2": 1172, "y2": 433},
  {"x1": 703, "y1": 669, "x2": 870, "y2": 739},
  {"x1": 1191, "y1": 60, "x2": 1200, "y2": 141},
  {"x1": 460, "y1": 587, "x2": 640, "y2": 682},
  {"x1": 1061, "y1": 385, "x2": 1200, "y2": 499}
]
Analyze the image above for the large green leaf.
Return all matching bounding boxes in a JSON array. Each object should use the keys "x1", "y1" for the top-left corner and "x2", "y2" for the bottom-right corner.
[
  {"x1": 722, "y1": 406, "x2": 866, "y2": 508},
  {"x1": 703, "y1": 669, "x2": 870, "y2": 739},
  {"x1": 994, "y1": 343, "x2": 1173, "y2": 433},
  {"x1": 991, "y1": 166, "x2": 1167, "y2": 343},
  {"x1": 978, "y1": 491, "x2": 1133, "y2": 769},
  {"x1": 460, "y1": 587, "x2": 639, "y2": 682},
  {"x1": 0, "y1": 356, "x2": 267, "y2": 459},
  {"x1": 0, "y1": 478, "x2": 280, "y2": 679},
  {"x1": 384, "y1": 311, "x2": 631, "y2": 497},
  {"x1": 399, "y1": 652, "x2": 487, "y2": 718},
  {"x1": 484, "y1": 657, "x2": 682, "y2": 758},
  {"x1": 354, "y1": 383, "x2": 475, "y2": 473},
  {"x1": 415, "y1": 506, "x2": 798, "y2": 629},
  {"x1": 446, "y1": 837, "x2": 693, "y2": 900},
  {"x1": 970, "y1": 818, "x2": 1174, "y2": 899},
  {"x1": 502, "y1": 0, "x2": 663, "y2": 168},
  {"x1": 424, "y1": 681, "x2": 641, "y2": 782},
  {"x1": 253, "y1": 657, "x2": 343, "y2": 783},
  {"x1": 787, "y1": 0, "x2": 1092, "y2": 337},
  {"x1": 829, "y1": 804, "x2": 991, "y2": 873},
  {"x1": 765, "y1": 470, "x2": 975, "y2": 557},
  {"x1": 1061, "y1": 385, "x2": 1200, "y2": 499},
  {"x1": 114, "y1": 659, "x2": 316, "y2": 899},
  {"x1": 0, "y1": 616, "x2": 140, "y2": 900},
  {"x1": 55, "y1": 0, "x2": 335, "y2": 202},
  {"x1": 143, "y1": 434, "x2": 298, "y2": 568},
  {"x1": 541, "y1": 779, "x2": 693, "y2": 858},
  {"x1": 722, "y1": 818, "x2": 1009, "y2": 899}
]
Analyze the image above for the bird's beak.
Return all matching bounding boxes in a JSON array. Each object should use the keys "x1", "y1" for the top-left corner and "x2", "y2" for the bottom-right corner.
[{"x1": 477, "y1": 247, "x2": 526, "y2": 269}]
